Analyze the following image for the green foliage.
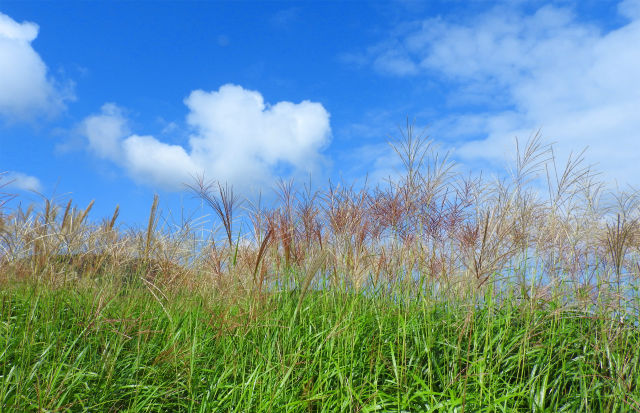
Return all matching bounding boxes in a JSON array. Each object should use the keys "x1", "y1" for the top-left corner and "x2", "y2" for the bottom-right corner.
[
  {"x1": 2, "y1": 128, "x2": 640, "y2": 410},
  {"x1": 1, "y1": 283, "x2": 639, "y2": 412}
]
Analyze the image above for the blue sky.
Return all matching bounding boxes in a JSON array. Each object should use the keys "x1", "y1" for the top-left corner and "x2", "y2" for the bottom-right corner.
[{"x1": 1, "y1": 0, "x2": 639, "y2": 225}]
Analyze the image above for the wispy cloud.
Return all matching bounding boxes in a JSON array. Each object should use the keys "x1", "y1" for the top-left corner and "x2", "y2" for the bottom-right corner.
[
  {"x1": 216, "y1": 34, "x2": 230, "y2": 47},
  {"x1": 360, "y1": 1, "x2": 640, "y2": 187},
  {"x1": 270, "y1": 7, "x2": 300, "y2": 30},
  {"x1": 3, "y1": 171, "x2": 42, "y2": 192},
  {"x1": 0, "y1": 12, "x2": 73, "y2": 121},
  {"x1": 619, "y1": 0, "x2": 640, "y2": 19},
  {"x1": 80, "y1": 84, "x2": 331, "y2": 191}
]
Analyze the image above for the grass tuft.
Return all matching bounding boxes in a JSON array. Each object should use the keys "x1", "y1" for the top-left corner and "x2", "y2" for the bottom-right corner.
[{"x1": 1, "y1": 126, "x2": 640, "y2": 410}]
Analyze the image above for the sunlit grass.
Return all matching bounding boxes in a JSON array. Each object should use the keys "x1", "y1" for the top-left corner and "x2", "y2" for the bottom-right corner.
[
  {"x1": 2, "y1": 281, "x2": 639, "y2": 411},
  {"x1": 1, "y1": 125, "x2": 640, "y2": 411}
]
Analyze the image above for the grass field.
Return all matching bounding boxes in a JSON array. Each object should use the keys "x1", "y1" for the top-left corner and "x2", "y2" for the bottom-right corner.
[
  {"x1": 1, "y1": 280, "x2": 639, "y2": 412},
  {"x1": 1, "y1": 129, "x2": 640, "y2": 411}
]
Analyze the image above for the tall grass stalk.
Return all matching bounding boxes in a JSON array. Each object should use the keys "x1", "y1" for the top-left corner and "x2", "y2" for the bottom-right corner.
[{"x1": 1, "y1": 126, "x2": 640, "y2": 410}]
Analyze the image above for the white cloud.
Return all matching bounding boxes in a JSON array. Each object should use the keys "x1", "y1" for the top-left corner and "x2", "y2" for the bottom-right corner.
[
  {"x1": 81, "y1": 103, "x2": 128, "y2": 160},
  {"x1": 339, "y1": 141, "x2": 404, "y2": 187},
  {"x1": 0, "y1": 12, "x2": 71, "y2": 120},
  {"x1": 619, "y1": 0, "x2": 640, "y2": 19},
  {"x1": 270, "y1": 7, "x2": 300, "y2": 30},
  {"x1": 80, "y1": 84, "x2": 331, "y2": 191},
  {"x1": 365, "y1": 2, "x2": 640, "y2": 187},
  {"x1": 80, "y1": 104, "x2": 199, "y2": 189},
  {"x1": 3, "y1": 171, "x2": 42, "y2": 192},
  {"x1": 374, "y1": 48, "x2": 419, "y2": 76},
  {"x1": 216, "y1": 34, "x2": 230, "y2": 47},
  {"x1": 121, "y1": 135, "x2": 197, "y2": 189}
]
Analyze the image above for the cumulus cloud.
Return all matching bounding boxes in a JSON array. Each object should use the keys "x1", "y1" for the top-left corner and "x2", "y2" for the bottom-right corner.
[
  {"x1": 80, "y1": 84, "x2": 331, "y2": 191},
  {"x1": 82, "y1": 103, "x2": 129, "y2": 160},
  {"x1": 365, "y1": 2, "x2": 640, "y2": 187},
  {"x1": 3, "y1": 171, "x2": 42, "y2": 192},
  {"x1": 0, "y1": 12, "x2": 71, "y2": 120},
  {"x1": 80, "y1": 103, "x2": 198, "y2": 189},
  {"x1": 121, "y1": 135, "x2": 197, "y2": 189}
]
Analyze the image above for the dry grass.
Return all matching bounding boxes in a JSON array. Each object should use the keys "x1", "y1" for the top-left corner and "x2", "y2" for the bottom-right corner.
[
  {"x1": 1, "y1": 127, "x2": 639, "y2": 317},
  {"x1": 3, "y1": 129, "x2": 640, "y2": 411}
]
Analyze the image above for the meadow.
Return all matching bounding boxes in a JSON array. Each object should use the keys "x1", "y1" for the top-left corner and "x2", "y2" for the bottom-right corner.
[{"x1": 1, "y1": 127, "x2": 639, "y2": 411}]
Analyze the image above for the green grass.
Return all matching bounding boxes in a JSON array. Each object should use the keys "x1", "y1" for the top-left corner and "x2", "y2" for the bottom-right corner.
[
  {"x1": 2, "y1": 281, "x2": 639, "y2": 412},
  {"x1": 3, "y1": 129, "x2": 640, "y2": 411}
]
